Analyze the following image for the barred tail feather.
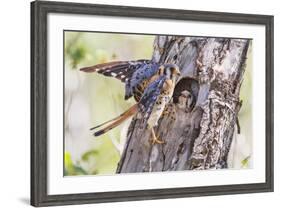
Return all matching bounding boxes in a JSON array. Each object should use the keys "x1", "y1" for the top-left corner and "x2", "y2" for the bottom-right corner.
[
  {"x1": 89, "y1": 116, "x2": 119, "y2": 131},
  {"x1": 92, "y1": 104, "x2": 138, "y2": 137}
]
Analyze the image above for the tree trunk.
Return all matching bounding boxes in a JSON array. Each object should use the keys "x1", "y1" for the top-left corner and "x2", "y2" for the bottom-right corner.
[{"x1": 117, "y1": 36, "x2": 249, "y2": 173}]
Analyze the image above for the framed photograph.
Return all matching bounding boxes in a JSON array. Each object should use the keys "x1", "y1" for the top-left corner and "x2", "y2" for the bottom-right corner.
[{"x1": 31, "y1": 0, "x2": 274, "y2": 207}]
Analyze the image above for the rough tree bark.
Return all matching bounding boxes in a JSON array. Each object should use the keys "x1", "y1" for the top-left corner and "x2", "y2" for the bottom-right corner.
[{"x1": 116, "y1": 36, "x2": 249, "y2": 173}]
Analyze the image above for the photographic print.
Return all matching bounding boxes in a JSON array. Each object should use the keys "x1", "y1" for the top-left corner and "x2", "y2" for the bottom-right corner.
[
  {"x1": 64, "y1": 31, "x2": 252, "y2": 176},
  {"x1": 31, "y1": 1, "x2": 273, "y2": 206}
]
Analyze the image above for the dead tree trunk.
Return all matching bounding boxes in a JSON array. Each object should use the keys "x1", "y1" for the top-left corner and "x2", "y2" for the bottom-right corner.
[{"x1": 117, "y1": 36, "x2": 249, "y2": 173}]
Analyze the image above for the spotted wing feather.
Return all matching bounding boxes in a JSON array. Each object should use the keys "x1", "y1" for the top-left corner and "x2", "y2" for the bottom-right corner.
[
  {"x1": 81, "y1": 60, "x2": 160, "y2": 100},
  {"x1": 80, "y1": 59, "x2": 150, "y2": 82},
  {"x1": 138, "y1": 75, "x2": 166, "y2": 125}
]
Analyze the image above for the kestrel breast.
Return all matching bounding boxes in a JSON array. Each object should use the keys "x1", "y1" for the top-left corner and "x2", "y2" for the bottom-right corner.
[{"x1": 147, "y1": 94, "x2": 170, "y2": 128}]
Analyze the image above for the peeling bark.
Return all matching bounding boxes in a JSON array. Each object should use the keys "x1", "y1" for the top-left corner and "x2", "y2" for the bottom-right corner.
[{"x1": 117, "y1": 36, "x2": 249, "y2": 173}]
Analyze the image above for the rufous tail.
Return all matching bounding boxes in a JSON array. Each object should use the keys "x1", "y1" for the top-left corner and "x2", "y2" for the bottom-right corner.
[{"x1": 91, "y1": 104, "x2": 138, "y2": 137}]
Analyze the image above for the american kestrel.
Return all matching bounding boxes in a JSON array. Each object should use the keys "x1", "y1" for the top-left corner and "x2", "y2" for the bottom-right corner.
[{"x1": 80, "y1": 60, "x2": 181, "y2": 144}]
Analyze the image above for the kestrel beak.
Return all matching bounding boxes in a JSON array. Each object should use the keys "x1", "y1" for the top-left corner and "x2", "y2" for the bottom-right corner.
[{"x1": 176, "y1": 68, "x2": 181, "y2": 76}]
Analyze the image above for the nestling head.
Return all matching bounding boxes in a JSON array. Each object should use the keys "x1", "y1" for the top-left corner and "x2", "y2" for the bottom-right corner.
[{"x1": 158, "y1": 64, "x2": 181, "y2": 80}]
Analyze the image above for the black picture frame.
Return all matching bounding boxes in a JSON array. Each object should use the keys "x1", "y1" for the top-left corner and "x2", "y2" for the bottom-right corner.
[{"x1": 31, "y1": 0, "x2": 274, "y2": 207}]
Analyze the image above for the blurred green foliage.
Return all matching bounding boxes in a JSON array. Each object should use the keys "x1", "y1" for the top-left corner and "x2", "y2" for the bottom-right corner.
[
  {"x1": 65, "y1": 34, "x2": 87, "y2": 69},
  {"x1": 241, "y1": 155, "x2": 251, "y2": 168},
  {"x1": 64, "y1": 152, "x2": 87, "y2": 176}
]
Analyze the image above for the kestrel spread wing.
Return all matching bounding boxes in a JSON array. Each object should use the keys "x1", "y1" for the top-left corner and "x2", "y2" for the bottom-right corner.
[
  {"x1": 80, "y1": 60, "x2": 160, "y2": 100},
  {"x1": 138, "y1": 75, "x2": 167, "y2": 125}
]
